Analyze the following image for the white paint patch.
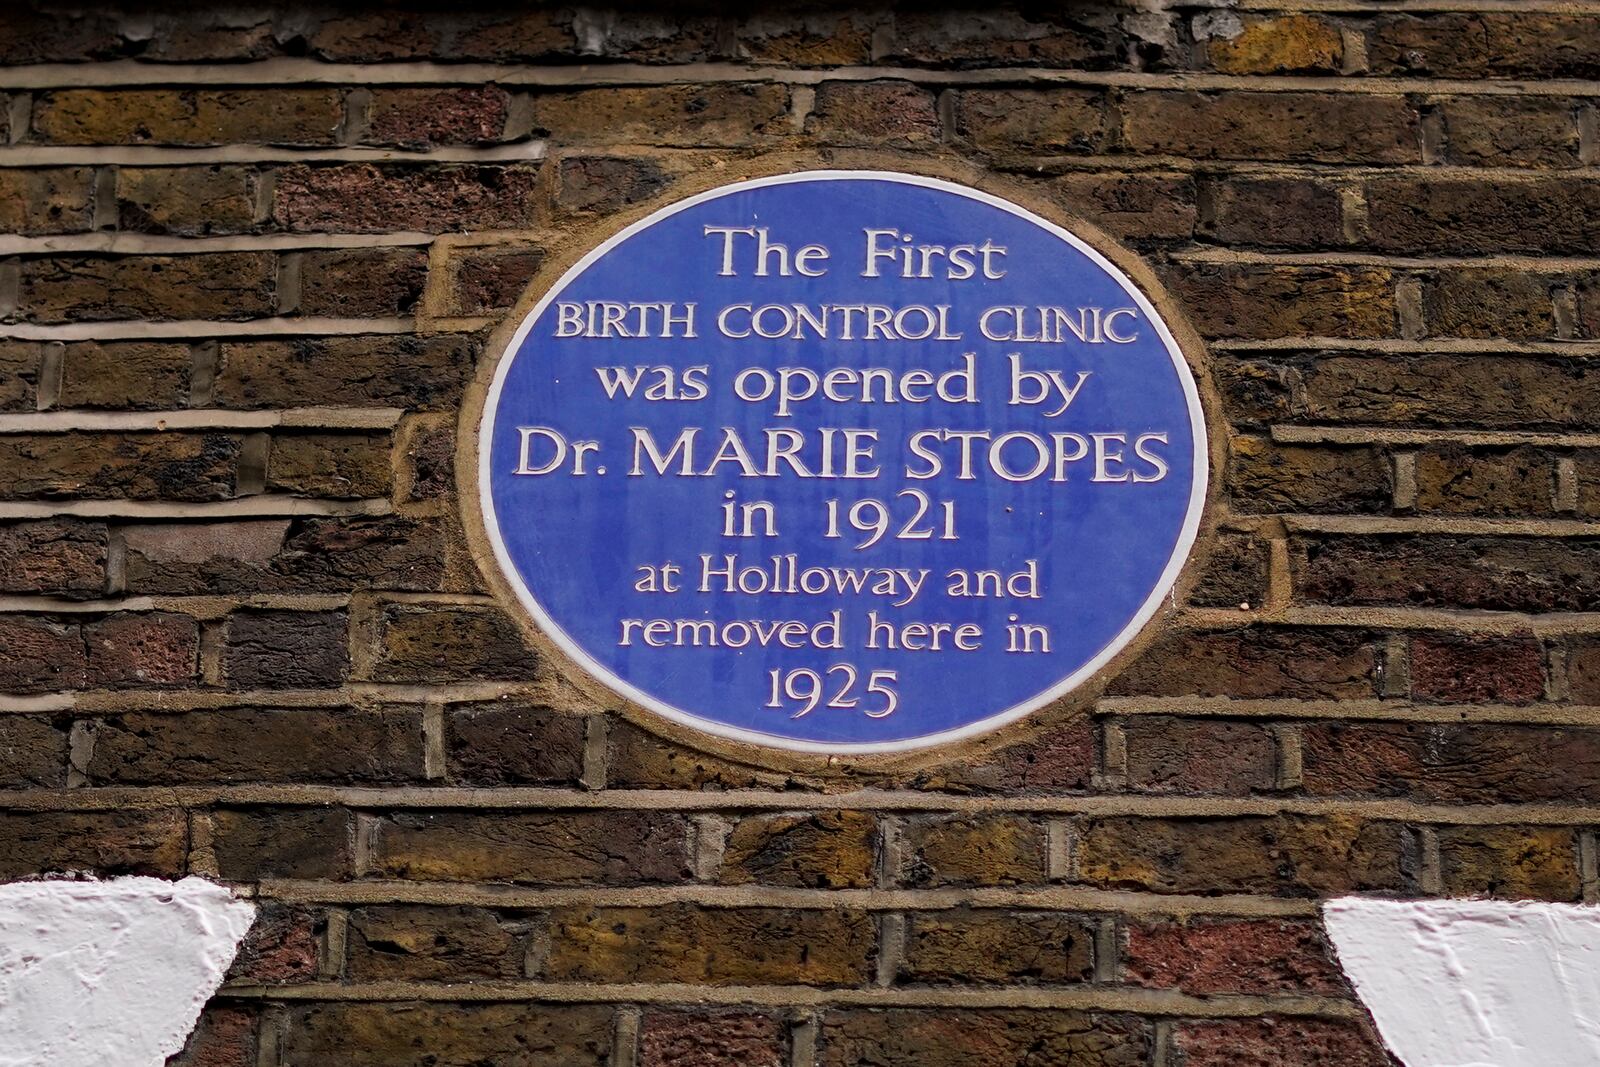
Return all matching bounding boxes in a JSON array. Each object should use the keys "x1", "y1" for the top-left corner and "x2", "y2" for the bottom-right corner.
[
  {"x1": 1324, "y1": 897, "x2": 1600, "y2": 1067},
  {"x1": 0, "y1": 877, "x2": 255, "y2": 1067}
]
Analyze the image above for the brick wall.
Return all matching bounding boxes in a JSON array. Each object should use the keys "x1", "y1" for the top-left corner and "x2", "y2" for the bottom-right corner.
[{"x1": 2, "y1": 2, "x2": 1596, "y2": 1065}]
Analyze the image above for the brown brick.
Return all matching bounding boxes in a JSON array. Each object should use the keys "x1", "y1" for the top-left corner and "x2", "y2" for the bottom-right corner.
[
  {"x1": 0, "y1": 343, "x2": 40, "y2": 410},
  {"x1": 1422, "y1": 269, "x2": 1558, "y2": 339},
  {"x1": 902, "y1": 815, "x2": 1047, "y2": 888},
  {"x1": 31, "y1": 89, "x2": 341, "y2": 145},
  {"x1": 1122, "y1": 92, "x2": 1419, "y2": 163},
  {"x1": 1203, "y1": 15, "x2": 1343, "y2": 74},
  {"x1": 1411, "y1": 632, "x2": 1545, "y2": 705},
  {"x1": 529, "y1": 85, "x2": 791, "y2": 147},
  {"x1": 280, "y1": 1003, "x2": 612, "y2": 1067},
  {"x1": 122, "y1": 516, "x2": 442, "y2": 595},
  {"x1": 736, "y1": 13, "x2": 874, "y2": 65},
  {"x1": 1228, "y1": 438, "x2": 1392, "y2": 514},
  {"x1": 306, "y1": 10, "x2": 580, "y2": 62},
  {"x1": 1438, "y1": 825, "x2": 1579, "y2": 900},
  {"x1": 0, "y1": 432, "x2": 239, "y2": 501},
  {"x1": 370, "y1": 811, "x2": 692, "y2": 885},
  {"x1": 1046, "y1": 172, "x2": 1197, "y2": 243},
  {"x1": 0, "y1": 616, "x2": 85, "y2": 692},
  {"x1": 1110, "y1": 627, "x2": 1378, "y2": 700},
  {"x1": 1172, "y1": 1018, "x2": 1390, "y2": 1067},
  {"x1": 1075, "y1": 815, "x2": 1408, "y2": 896},
  {"x1": 1579, "y1": 452, "x2": 1600, "y2": 518},
  {"x1": 1365, "y1": 177, "x2": 1600, "y2": 255},
  {"x1": 370, "y1": 604, "x2": 536, "y2": 683},
  {"x1": 948, "y1": 89, "x2": 1106, "y2": 153},
  {"x1": 1203, "y1": 176, "x2": 1343, "y2": 248},
  {"x1": 1189, "y1": 532, "x2": 1270, "y2": 609},
  {"x1": 555, "y1": 155, "x2": 671, "y2": 215},
  {"x1": 115, "y1": 166, "x2": 259, "y2": 236},
  {"x1": 1212, "y1": 356, "x2": 1295, "y2": 428},
  {"x1": 545, "y1": 904, "x2": 874, "y2": 985},
  {"x1": 1293, "y1": 535, "x2": 1600, "y2": 613},
  {"x1": 272, "y1": 163, "x2": 541, "y2": 233},
  {"x1": 1440, "y1": 96, "x2": 1582, "y2": 167},
  {"x1": 1368, "y1": 13, "x2": 1600, "y2": 79},
  {"x1": 214, "y1": 334, "x2": 476, "y2": 410},
  {"x1": 885, "y1": 10, "x2": 1122, "y2": 67},
  {"x1": 87, "y1": 707, "x2": 421, "y2": 785},
  {"x1": 84, "y1": 611, "x2": 199, "y2": 687},
  {"x1": 1125, "y1": 918, "x2": 1346, "y2": 995},
  {"x1": 400, "y1": 420, "x2": 455, "y2": 502},
  {"x1": 347, "y1": 905, "x2": 525, "y2": 980},
  {"x1": 0, "y1": 168, "x2": 94, "y2": 235},
  {"x1": 449, "y1": 245, "x2": 546, "y2": 315},
  {"x1": 211, "y1": 807, "x2": 354, "y2": 881},
  {"x1": 900, "y1": 911, "x2": 1096, "y2": 985},
  {"x1": 1414, "y1": 445, "x2": 1556, "y2": 516},
  {"x1": 1298, "y1": 354, "x2": 1600, "y2": 431},
  {"x1": 445, "y1": 703, "x2": 586, "y2": 786},
  {"x1": 0, "y1": 519, "x2": 106, "y2": 596},
  {"x1": 605, "y1": 717, "x2": 809, "y2": 792},
  {"x1": 1122, "y1": 718, "x2": 1277, "y2": 794},
  {"x1": 720, "y1": 811, "x2": 876, "y2": 889},
  {"x1": 56, "y1": 341, "x2": 191, "y2": 409},
  {"x1": 167, "y1": 1006, "x2": 257, "y2": 1067},
  {"x1": 1162, "y1": 263, "x2": 1397, "y2": 340},
  {"x1": 0, "y1": 810, "x2": 187, "y2": 878},
  {"x1": 226, "y1": 903, "x2": 320, "y2": 984},
  {"x1": 296, "y1": 248, "x2": 427, "y2": 318},
  {"x1": 640, "y1": 1011, "x2": 784, "y2": 1067},
  {"x1": 134, "y1": 16, "x2": 279, "y2": 64},
  {"x1": 807, "y1": 81, "x2": 940, "y2": 148},
  {"x1": 0, "y1": 716, "x2": 67, "y2": 788},
  {"x1": 819, "y1": 1009, "x2": 1149, "y2": 1067},
  {"x1": 265, "y1": 433, "x2": 392, "y2": 498},
  {"x1": 18, "y1": 254, "x2": 275, "y2": 323},
  {"x1": 221, "y1": 609, "x2": 348, "y2": 690},
  {"x1": 1303, "y1": 722, "x2": 1600, "y2": 804},
  {"x1": 1570, "y1": 638, "x2": 1600, "y2": 703},
  {"x1": 367, "y1": 87, "x2": 510, "y2": 149}
]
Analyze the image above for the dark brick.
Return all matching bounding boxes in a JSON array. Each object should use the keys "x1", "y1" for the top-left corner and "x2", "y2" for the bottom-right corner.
[
  {"x1": 1365, "y1": 177, "x2": 1600, "y2": 255},
  {"x1": 18, "y1": 254, "x2": 275, "y2": 322},
  {"x1": 279, "y1": 1003, "x2": 611, "y2": 1067},
  {"x1": 296, "y1": 248, "x2": 427, "y2": 318},
  {"x1": 807, "y1": 81, "x2": 940, "y2": 148},
  {"x1": 211, "y1": 807, "x2": 354, "y2": 881},
  {"x1": 448, "y1": 245, "x2": 546, "y2": 315},
  {"x1": 117, "y1": 166, "x2": 260, "y2": 235},
  {"x1": 0, "y1": 616, "x2": 85, "y2": 692},
  {"x1": 819, "y1": 1009, "x2": 1149, "y2": 1067},
  {"x1": 1189, "y1": 532, "x2": 1270, "y2": 609},
  {"x1": 1293, "y1": 535, "x2": 1600, "y2": 612},
  {"x1": 1203, "y1": 176, "x2": 1343, "y2": 248},
  {"x1": 1439, "y1": 96, "x2": 1583, "y2": 167},
  {"x1": 0, "y1": 168, "x2": 94, "y2": 235},
  {"x1": 0, "y1": 716, "x2": 67, "y2": 788},
  {"x1": 1297, "y1": 354, "x2": 1600, "y2": 431},
  {"x1": 900, "y1": 911, "x2": 1096, "y2": 985},
  {"x1": 214, "y1": 334, "x2": 476, "y2": 410},
  {"x1": 226, "y1": 903, "x2": 320, "y2": 984},
  {"x1": 1367, "y1": 13, "x2": 1600, "y2": 79},
  {"x1": 1122, "y1": 718, "x2": 1277, "y2": 794},
  {"x1": 1046, "y1": 172, "x2": 1197, "y2": 243},
  {"x1": 86, "y1": 707, "x2": 423, "y2": 785},
  {"x1": 369, "y1": 811, "x2": 692, "y2": 885},
  {"x1": 1228, "y1": 438, "x2": 1392, "y2": 514},
  {"x1": 885, "y1": 10, "x2": 1123, "y2": 67},
  {"x1": 1422, "y1": 269, "x2": 1559, "y2": 339},
  {"x1": 1122, "y1": 92, "x2": 1419, "y2": 163},
  {"x1": 0, "y1": 343, "x2": 40, "y2": 410},
  {"x1": 445, "y1": 703, "x2": 586, "y2": 786},
  {"x1": 0, "y1": 810, "x2": 187, "y2": 878},
  {"x1": 265, "y1": 433, "x2": 392, "y2": 498},
  {"x1": 736, "y1": 13, "x2": 875, "y2": 65},
  {"x1": 0, "y1": 433, "x2": 240, "y2": 501},
  {"x1": 0, "y1": 519, "x2": 106, "y2": 596},
  {"x1": 1110, "y1": 627, "x2": 1378, "y2": 700},
  {"x1": 555, "y1": 155, "x2": 671, "y2": 214},
  {"x1": 528, "y1": 85, "x2": 791, "y2": 147},
  {"x1": 221, "y1": 610, "x2": 349, "y2": 689},
  {"x1": 1161, "y1": 263, "x2": 1397, "y2": 340},
  {"x1": 605, "y1": 717, "x2": 812, "y2": 792}
]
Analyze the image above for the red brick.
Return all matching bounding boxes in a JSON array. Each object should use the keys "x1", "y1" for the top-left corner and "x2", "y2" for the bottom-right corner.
[
  {"x1": 640, "y1": 1011, "x2": 784, "y2": 1067},
  {"x1": 166, "y1": 1006, "x2": 257, "y2": 1067},
  {"x1": 83, "y1": 611, "x2": 199, "y2": 687},
  {"x1": 1122, "y1": 718, "x2": 1277, "y2": 794},
  {"x1": 272, "y1": 164, "x2": 541, "y2": 233},
  {"x1": 819, "y1": 1009, "x2": 1149, "y2": 1067},
  {"x1": 1172, "y1": 1018, "x2": 1390, "y2": 1067},
  {"x1": 226, "y1": 903, "x2": 321, "y2": 984},
  {"x1": 448, "y1": 245, "x2": 546, "y2": 315},
  {"x1": 1125, "y1": 918, "x2": 1346, "y2": 995},
  {"x1": 366, "y1": 87, "x2": 510, "y2": 149},
  {"x1": 555, "y1": 155, "x2": 671, "y2": 215},
  {"x1": 1411, "y1": 632, "x2": 1545, "y2": 705},
  {"x1": 0, "y1": 616, "x2": 85, "y2": 692},
  {"x1": 922, "y1": 714, "x2": 1096, "y2": 794}
]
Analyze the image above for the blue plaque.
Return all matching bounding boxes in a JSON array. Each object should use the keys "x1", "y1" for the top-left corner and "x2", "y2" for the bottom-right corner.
[{"x1": 476, "y1": 171, "x2": 1207, "y2": 753}]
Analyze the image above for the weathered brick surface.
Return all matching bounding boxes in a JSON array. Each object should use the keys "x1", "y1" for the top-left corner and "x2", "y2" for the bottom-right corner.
[{"x1": 1, "y1": 6, "x2": 1589, "y2": 1062}]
